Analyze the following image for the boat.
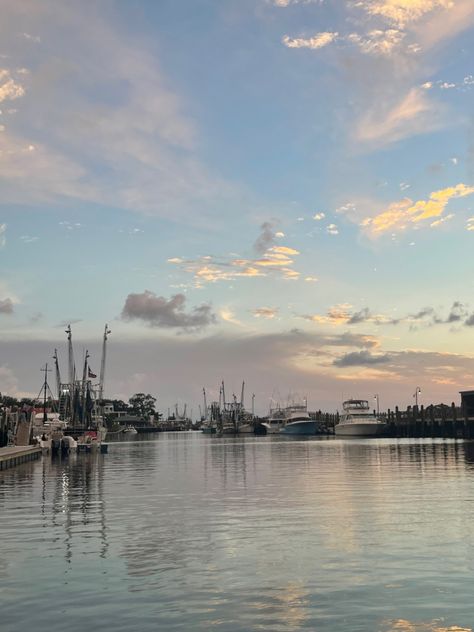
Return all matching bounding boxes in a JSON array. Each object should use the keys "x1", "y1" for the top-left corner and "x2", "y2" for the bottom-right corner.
[
  {"x1": 279, "y1": 402, "x2": 322, "y2": 436},
  {"x1": 335, "y1": 399, "x2": 387, "y2": 437},
  {"x1": 121, "y1": 425, "x2": 137, "y2": 434},
  {"x1": 262, "y1": 406, "x2": 286, "y2": 434}
]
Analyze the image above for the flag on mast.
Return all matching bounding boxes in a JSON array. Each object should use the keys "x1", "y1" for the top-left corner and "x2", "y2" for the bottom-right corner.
[{"x1": 88, "y1": 367, "x2": 97, "y2": 379}]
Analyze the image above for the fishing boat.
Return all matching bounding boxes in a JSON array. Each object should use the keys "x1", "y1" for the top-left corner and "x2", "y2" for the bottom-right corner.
[{"x1": 335, "y1": 399, "x2": 387, "y2": 437}]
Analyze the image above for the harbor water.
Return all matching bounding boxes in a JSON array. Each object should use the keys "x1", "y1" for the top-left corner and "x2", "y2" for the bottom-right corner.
[{"x1": 1, "y1": 433, "x2": 474, "y2": 631}]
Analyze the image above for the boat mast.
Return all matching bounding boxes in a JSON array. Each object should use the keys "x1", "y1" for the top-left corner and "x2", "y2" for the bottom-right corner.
[
  {"x1": 40, "y1": 363, "x2": 51, "y2": 423},
  {"x1": 99, "y1": 324, "x2": 111, "y2": 404},
  {"x1": 252, "y1": 393, "x2": 255, "y2": 418},
  {"x1": 240, "y1": 381, "x2": 245, "y2": 409},
  {"x1": 53, "y1": 349, "x2": 61, "y2": 402},
  {"x1": 81, "y1": 350, "x2": 89, "y2": 426},
  {"x1": 221, "y1": 381, "x2": 226, "y2": 411},
  {"x1": 203, "y1": 388, "x2": 208, "y2": 420},
  {"x1": 66, "y1": 324, "x2": 75, "y2": 389}
]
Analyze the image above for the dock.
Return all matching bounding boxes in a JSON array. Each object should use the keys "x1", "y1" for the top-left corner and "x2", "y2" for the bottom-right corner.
[{"x1": 0, "y1": 445, "x2": 42, "y2": 471}]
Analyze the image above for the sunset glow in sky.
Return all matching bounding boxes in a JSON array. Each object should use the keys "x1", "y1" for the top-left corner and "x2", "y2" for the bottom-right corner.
[{"x1": 1, "y1": 0, "x2": 474, "y2": 413}]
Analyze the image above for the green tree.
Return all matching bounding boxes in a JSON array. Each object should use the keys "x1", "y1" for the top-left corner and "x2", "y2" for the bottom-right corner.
[{"x1": 128, "y1": 393, "x2": 157, "y2": 419}]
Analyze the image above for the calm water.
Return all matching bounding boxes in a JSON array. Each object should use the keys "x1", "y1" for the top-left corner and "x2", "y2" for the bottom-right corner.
[{"x1": 1, "y1": 434, "x2": 474, "y2": 632}]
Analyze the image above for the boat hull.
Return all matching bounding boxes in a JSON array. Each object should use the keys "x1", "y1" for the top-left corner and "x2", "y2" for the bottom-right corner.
[
  {"x1": 280, "y1": 421, "x2": 320, "y2": 436},
  {"x1": 201, "y1": 427, "x2": 216, "y2": 434},
  {"x1": 335, "y1": 423, "x2": 387, "y2": 437}
]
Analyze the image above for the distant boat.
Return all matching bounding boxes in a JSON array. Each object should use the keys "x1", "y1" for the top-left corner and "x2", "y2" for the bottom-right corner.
[
  {"x1": 335, "y1": 399, "x2": 387, "y2": 437},
  {"x1": 122, "y1": 425, "x2": 138, "y2": 435}
]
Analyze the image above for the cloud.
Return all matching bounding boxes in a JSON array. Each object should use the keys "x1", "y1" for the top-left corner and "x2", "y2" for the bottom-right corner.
[
  {"x1": 347, "y1": 307, "x2": 372, "y2": 324},
  {"x1": 362, "y1": 184, "x2": 474, "y2": 235},
  {"x1": 0, "y1": 298, "x2": 14, "y2": 314},
  {"x1": 0, "y1": 68, "x2": 25, "y2": 103},
  {"x1": 283, "y1": 28, "x2": 410, "y2": 57},
  {"x1": 355, "y1": 88, "x2": 443, "y2": 146},
  {"x1": 333, "y1": 349, "x2": 392, "y2": 367},
  {"x1": 252, "y1": 307, "x2": 279, "y2": 319},
  {"x1": 0, "y1": 2, "x2": 238, "y2": 222},
  {"x1": 168, "y1": 224, "x2": 302, "y2": 284},
  {"x1": 0, "y1": 224, "x2": 6, "y2": 248},
  {"x1": 282, "y1": 32, "x2": 338, "y2": 50},
  {"x1": 254, "y1": 221, "x2": 277, "y2": 254},
  {"x1": 466, "y1": 217, "x2": 474, "y2": 231},
  {"x1": 354, "y1": 0, "x2": 453, "y2": 28},
  {"x1": 347, "y1": 28, "x2": 406, "y2": 55},
  {"x1": 271, "y1": 0, "x2": 323, "y2": 5},
  {"x1": 313, "y1": 212, "x2": 325, "y2": 220},
  {"x1": 121, "y1": 291, "x2": 217, "y2": 331},
  {"x1": 327, "y1": 223, "x2": 339, "y2": 235}
]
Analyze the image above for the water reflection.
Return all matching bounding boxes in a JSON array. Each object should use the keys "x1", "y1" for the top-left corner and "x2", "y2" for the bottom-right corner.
[
  {"x1": 44, "y1": 454, "x2": 109, "y2": 562},
  {"x1": 382, "y1": 620, "x2": 471, "y2": 631},
  {"x1": 2, "y1": 435, "x2": 474, "y2": 631}
]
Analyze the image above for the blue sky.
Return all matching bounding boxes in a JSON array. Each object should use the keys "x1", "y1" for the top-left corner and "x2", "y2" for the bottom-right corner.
[{"x1": 1, "y1": 0, "x2": 474, "y2": 414}]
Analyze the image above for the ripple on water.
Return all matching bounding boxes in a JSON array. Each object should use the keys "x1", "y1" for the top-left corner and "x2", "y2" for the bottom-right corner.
[{"x1": 1, "y1": 436, "x2": 474, "y2": 631}]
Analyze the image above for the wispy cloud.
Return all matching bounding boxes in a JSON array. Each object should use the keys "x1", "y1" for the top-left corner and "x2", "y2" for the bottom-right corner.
[
  {"x1": 252, "y1": 307, "x2": 279, "y2": 319},
  {"x1": 354, "y1": 87, "x2": 443, "y2": 146},
  {"x1": 0, "y1": 2, "x2": 238, "y2": 222},
  {"x1": 362, "y1": 183, "x2": 474, "y2": 235},
  {"x1": 282, "y1": 32, "x2": 338, "y2": 50},
  {"x1": 354, "y1": 0, "x2": 453, "y2": 28},
  {"x1": 0, "y1": 224, "x2": 6, "y2": 248},
  {"x1": 168, "y1": 224, "x2": 303, "y2": 285}
]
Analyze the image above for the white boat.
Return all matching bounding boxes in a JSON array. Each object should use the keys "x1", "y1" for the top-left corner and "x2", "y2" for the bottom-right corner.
[
  {"x1": 335, "y1": 399, "x2": 387, "y2": 437},
  {"x1": 122, "y1": 425, "x2": 137, "y2": 435},
  {"x1": 279, "y1": 403, "x2": 321, "y2": 435},
  {"x1": 262, "y1": 407, "x2": 286, "y2": 434}
]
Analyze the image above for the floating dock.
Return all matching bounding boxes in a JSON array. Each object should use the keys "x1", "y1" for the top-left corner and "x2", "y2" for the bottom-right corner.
[{"x1": 0, "y1": 445, "x2": 42, "y2": 471}]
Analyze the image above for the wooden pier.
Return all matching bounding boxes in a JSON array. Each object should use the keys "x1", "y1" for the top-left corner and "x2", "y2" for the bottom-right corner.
[{"x1": 0, "y1": 445, "x2": 42, "y2": 471}]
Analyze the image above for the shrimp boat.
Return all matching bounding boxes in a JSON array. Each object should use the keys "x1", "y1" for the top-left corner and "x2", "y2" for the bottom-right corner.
[
  {"x1": 53, "y1": 325, "x2": 111, "y2": 450},
  {"x1": 335, "y1": 399, "x2": 387, "y2": 437}
]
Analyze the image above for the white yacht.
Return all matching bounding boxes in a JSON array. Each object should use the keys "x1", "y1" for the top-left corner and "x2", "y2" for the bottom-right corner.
[
  {"x1": 279, "y1": 403, "x2": 320, "y2": 435},
  {"x1": 335, "y1": 399, "x2": 387, "y2": 437},
  {"x1": 262, "y1": 406, "x2": 287, "y2": 434},
  {"x1": 122, "y1": 425, "x2": 138, "y2": 435}
]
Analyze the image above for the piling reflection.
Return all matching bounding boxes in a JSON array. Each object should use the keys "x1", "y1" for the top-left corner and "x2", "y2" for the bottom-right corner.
[{"x1": 41, "y1": 453, "x2": 108, "y2": 562}]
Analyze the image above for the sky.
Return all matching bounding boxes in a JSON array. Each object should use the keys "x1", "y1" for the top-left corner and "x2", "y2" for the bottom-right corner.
[{"x1": 1, "y1": 0, "x2": 474, "y2": 415}]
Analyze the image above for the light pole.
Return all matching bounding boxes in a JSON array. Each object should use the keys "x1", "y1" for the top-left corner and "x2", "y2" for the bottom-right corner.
[
  {"x1": 374, "y1": 394, "x2": 379, "y2": 416},
  {"x1": 413, "y1": 387, "x2": 421, "y2": 407}
]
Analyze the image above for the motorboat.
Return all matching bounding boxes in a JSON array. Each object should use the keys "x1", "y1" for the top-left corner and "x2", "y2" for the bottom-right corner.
[
  {"x1": 335, "y1": 399, "x2": 387, "y2": 437},
  {"x1": 122, "y1": 425, "x2": 137, "y2": 435},
  {"x1": 279, "y1": 403, "x2": 321, "y2": 436},
  {"x1": 262, "y1": 407, "x2": 286, "y2": 434}
]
